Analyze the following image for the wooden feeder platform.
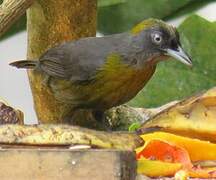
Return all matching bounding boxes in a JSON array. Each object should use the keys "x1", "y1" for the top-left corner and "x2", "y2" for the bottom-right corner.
[{"x1": 0, "y1": 147, "x2": 136, "y2": 180}]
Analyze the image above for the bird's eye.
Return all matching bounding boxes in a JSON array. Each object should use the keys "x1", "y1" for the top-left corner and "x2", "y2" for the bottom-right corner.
[{"x1": 152, "y1": 33, "x2": 162, "y2": 45}]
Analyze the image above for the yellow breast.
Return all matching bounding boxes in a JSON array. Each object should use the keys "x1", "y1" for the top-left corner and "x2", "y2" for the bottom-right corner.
[{"x1": 85, "y1": 54, "x2": 156, "y2": 109}]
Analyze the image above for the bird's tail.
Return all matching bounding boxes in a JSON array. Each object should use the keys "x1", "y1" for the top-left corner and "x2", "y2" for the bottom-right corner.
[{"x1": 10, "y1": 60, "x2": 37, "y2": 69}]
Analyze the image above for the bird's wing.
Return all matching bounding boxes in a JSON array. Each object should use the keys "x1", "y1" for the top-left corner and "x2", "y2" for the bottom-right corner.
[{"x1": 39, "y1": 34, "x2": 128, "y2": 83}]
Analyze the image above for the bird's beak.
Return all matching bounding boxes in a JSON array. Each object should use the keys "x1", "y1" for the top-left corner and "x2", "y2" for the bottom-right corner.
[{"x1": 165, "y1": 46, "x2": 192, "y2": 66}]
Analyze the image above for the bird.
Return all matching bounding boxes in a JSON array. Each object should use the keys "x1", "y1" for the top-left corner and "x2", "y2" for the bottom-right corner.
[{"x1": 10, "y1": 18, "x2": 192, "y2": 128}]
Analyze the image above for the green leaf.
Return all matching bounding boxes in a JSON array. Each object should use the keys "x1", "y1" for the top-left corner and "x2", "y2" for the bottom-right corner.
[
  {"x1": 98, "y1": 0, "x2": 193, "y2": 34},
  {"x1": 129, "y1": 15, "x2": 216, "y2": 108},
  {"x1": 164, "y1": 0, "x2": 215, "y2": 21},
  {"x1": 128, "y1": 122, "x2": 141, "y2": 132},
  {"x1": 98, "y1": 0, "x2": 126, "y2": 7}
]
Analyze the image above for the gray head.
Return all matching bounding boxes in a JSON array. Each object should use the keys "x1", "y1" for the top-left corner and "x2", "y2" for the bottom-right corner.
[{"x1": 130, "y1": 18, "x2": 192, "y2": 66}]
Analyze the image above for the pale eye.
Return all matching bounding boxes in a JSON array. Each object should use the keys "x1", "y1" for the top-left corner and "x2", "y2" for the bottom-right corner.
[{"x1": 152, "y1": 33, "x2": 162, "y2": 44}]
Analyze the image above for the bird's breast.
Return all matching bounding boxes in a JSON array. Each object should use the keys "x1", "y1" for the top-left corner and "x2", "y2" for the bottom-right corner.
[
  {"x1": 85, "y1": 60, "x2": 156, "y2": 109},
  {"x1": 50, "y1": 55, "x2": 156, "y2": 110}
]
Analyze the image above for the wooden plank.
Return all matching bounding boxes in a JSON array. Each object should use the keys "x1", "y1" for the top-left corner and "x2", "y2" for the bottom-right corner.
[{"x1": 0, "y1": 149, "x2": 136, "y2": 180}]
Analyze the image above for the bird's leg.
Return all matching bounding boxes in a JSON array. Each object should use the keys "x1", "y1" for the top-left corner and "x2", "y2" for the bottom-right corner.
[
  {"x1": 92, "y1": 110, "x2": 111, "y2": 131},
  {"x1": 62, "y1": 109, "x2": 110, "y2": 131}
]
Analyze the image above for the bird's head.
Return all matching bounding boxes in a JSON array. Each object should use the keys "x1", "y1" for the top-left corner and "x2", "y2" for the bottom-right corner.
[{"x1": 130, "y1": 18, "x2": 192, "y2": 66}]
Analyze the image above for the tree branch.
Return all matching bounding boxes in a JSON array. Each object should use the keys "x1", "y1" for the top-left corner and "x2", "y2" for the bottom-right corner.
[{"x1": 0, "y1": 0, "x2": 34, "y2": 37}]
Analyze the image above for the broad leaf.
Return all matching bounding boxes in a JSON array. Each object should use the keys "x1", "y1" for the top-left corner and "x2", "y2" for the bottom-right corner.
[
  {"x1": 129, "y1": 15, "x2": 216, "y2": 107},
  {"x1": 98, "y1": 0, "x2": 193, "y2": 34}
]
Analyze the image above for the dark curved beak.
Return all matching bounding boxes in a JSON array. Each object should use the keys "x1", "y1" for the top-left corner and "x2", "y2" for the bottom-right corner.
[{"x1": 165, "y1": 45, "x2": 192, "y2": 67}]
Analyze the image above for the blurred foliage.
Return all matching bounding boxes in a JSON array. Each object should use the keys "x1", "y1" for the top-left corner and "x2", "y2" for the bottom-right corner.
[
  {"x1": 98, "y1": 0, "x2": 126, "y2": 7},
  {"x1": 98, "y1": 0, "x2": 193, "y2": 34},
  {"x1": 0, "y1": 0, "x2": 213, "y2": 40},
  {"x1": 1, "y1": 0, "x2": 126, "y2": 40},
  {"x1": 129, "y1": 15, "x2": 216, "y2": 108},
  {"x1": 164, "y1": 0, "x2": 215, "y2": 21}
]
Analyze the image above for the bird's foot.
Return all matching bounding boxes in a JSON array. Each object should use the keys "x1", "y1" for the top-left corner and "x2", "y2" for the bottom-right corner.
[{"x1": 93, "y1": 110, "x2": 112, "y2": 131}]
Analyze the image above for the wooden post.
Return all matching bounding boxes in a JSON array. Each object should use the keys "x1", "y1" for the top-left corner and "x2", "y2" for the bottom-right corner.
[
  {"x1": 0, "y1": 149, "x2": 137, "y2": 180},
  {"x1": 26, "y1": 0, "x2": 97, "y2": 123}
]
